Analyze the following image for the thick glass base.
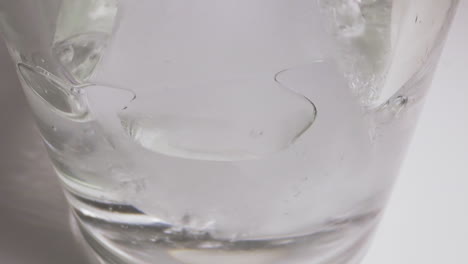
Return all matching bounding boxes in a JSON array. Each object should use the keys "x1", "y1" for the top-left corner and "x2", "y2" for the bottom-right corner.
[{"x1": 68, "y1": 194, "x2": 378, "y2": 264}]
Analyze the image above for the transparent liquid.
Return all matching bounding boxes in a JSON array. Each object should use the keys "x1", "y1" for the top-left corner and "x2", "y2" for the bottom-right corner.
[
  {"x1": 15, "y1": 0, "x2": 429, "y2": 263},
  {"x1": 19, "y1": 59, "x2": 415, "y2": 264}
]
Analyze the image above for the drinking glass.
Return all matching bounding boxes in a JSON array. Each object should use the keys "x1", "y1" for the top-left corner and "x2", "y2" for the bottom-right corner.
[{"x1": 0, "y1": 1, "x2": 459, "y2": 263}]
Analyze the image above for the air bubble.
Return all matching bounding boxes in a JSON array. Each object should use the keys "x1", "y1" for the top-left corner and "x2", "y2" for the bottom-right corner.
[
  {"x1": 373, "y1": 95, "x2": 410, "y2": 124},
  {"x1": 70, "y1": 87, "x2": 85, "y2": 95},
  {"x1": 388, "y1": 96, "x2": 408, "y2": 114},
  {"x1": 58, "y1": 46, "x2": 75, "y2": 64},
  {"x1": 327, "y1": 0, "x2": 366, "y2": 38}
]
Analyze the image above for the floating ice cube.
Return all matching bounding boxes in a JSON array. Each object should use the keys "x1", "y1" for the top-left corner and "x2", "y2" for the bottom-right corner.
[{"x1": 83, "y1": 75, "x2": 317, "y2": 161}]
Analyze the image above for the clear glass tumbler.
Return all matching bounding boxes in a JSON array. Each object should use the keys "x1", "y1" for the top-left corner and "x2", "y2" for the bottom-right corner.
[{"x1": 0, "y1": 1, "x2": 459, "y2": 263}]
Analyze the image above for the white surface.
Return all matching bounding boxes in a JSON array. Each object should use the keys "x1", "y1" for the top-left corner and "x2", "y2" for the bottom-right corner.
[{"x1": 363, "y1": 1, "x2": 468, "y2": 263}]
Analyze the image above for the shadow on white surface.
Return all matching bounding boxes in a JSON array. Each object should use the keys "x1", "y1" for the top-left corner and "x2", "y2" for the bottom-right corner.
[{"x1": 0, "y1": 40, "x2": 89, "y2": 264}]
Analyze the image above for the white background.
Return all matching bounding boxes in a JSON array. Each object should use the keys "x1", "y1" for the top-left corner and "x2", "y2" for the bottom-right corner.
[{"x1": 364, "y1": 1, "x2": 468, "y2": 263}]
